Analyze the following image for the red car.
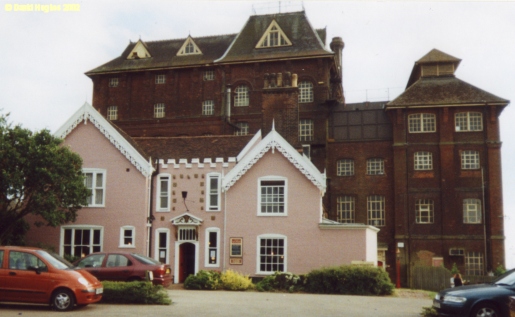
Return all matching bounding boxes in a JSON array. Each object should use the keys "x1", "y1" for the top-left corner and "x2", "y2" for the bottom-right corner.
[
  {"x1": 0, "y1": 246, "x2": 103, "y2": 311},
  {"x1": 75, "y1": 252, "x2": 172, "y2": 287}
]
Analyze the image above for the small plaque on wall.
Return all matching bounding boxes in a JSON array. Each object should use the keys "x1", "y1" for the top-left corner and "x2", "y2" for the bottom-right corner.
[
  {"x1": 230, "y1": 237, "x2": 243, "y2": 257},
  {"x1": 230, "y1": 258, "x2": 243, "y2": 265}
]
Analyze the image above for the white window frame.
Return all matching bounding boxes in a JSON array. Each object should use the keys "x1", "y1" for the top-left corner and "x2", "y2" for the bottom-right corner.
[
  {"x1": 337, "y1": 159, "x2": 354, "y2": 176},
  {"x1": 155, "y1": 228, "x2": 170, "y2": 264},
  {"x1": 367, "y1": 158, "x2": 384, "y2": 175},
  {"x1": 156, "y1": 173, "x2": 171, "y2": 212},
  {"x1": 455, "y1": 112, "x2": 483, "y2": 132},
  {"x1": 414, "y1": 152, "x2": 433, "y2": 170},
  {"x1": 60, "y1": 225, "x2": 103, "y2": 257},
  {"x1": 463, "y1": 198, "x2": 482, "y2": 224},
  {"x1": 257, "y1": 176, "x2": 287, "y2": 216},
  {"x1": 337, "y1": 196, "x2": 355, "y2": 223},
  {"x1": 234, "y1": 85, "x2": 249, "y2": 107},
  {"x1": 155, "y1": 74, "x2": 166, "y2": 84},
  {"x1": 109, "y1": 78, "x2": 119, "y2": 87},
  {"x1": 465, "y1": 252, "x2": 484, "y2": 276},
  {"x1": 415, "y1": 199, "x2": 434, "y2": 224},
  {"x1": 83, "y1": 168, "x2": 106, "y2": 207},
  {"x1": 206, "y1": 173, "x2": 221, "y2": 211},
  {"x1": 203, "y1": 70, "x2": 214, "y2": 81},
  {"x1": 205, "y1": 227, "x2": 220, "y2": 267},
  {"x1": 256, "y1": 234, "x2": 287, "y2": 275},
  {"x1": 235, "y1": 122, "x2": 249, "y2": 136},
  {"x1": 107, "y1": 106, "x2": 118, "y2": 120},
  {"x1": 299, "y1": 119, "x2": 313, "y2": 142},
  {"x1": 461, "y1": 150, "x2": 480, "y2": 170},
  {"x1": 299, "y1": 81, "x2": 314, "y2": 103},
  {"x1": 154, "y1": 103, "x2": 165, "y2": 118},
  {"x1": 119, "y1": 225, "x2": 135, "y2": 248},
  {"x1": 408, "y1": 113, "x2": 436, "y2": 133},
  {"x1": 256, "y1": 20, "x2": 292, "y2": 48},
  {"x1": 202, "y1": 100, "x2": 214, "y2": 116},
  {"x1": 367, "y1": 195, "x2": 385, "y2": 226}
]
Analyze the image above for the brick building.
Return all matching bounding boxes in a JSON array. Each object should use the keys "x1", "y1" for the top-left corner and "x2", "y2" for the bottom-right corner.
[{"x1": 85, "y1": 11, "x2": 508, "y2": 284}]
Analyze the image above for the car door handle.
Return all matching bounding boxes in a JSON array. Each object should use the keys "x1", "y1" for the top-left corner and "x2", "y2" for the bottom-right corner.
[{"x1": 9, "y1": 272, "x2": 16, "y2": 276}]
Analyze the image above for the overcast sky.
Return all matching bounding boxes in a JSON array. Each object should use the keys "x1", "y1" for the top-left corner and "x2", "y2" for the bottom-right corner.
[{"x1": 2, "y1": 0, "x2": 514, "y2": 269}]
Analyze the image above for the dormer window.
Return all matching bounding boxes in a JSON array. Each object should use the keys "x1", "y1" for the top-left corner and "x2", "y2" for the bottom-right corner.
[
  {"x1": 126, "y1": 40, "x2": 151, "y2": 60},
  {"x1": 177, "y1": 37, "x2": 202, "y2": 56},
  {"x1": 256, "y1": 20, "x2": 292, "y2": 48}
]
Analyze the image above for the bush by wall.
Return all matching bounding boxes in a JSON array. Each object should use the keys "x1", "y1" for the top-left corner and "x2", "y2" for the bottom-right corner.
[
  {"x1": 184, "y1": 270, "x2": 253, "y2": 291},
  {"x1": 304, "y1": 265, "x2": 394, "y2": 296},
  {"x1": 255, "y1": 272, "x2": 306, "y2": 292},
  {"x1": 101, "y1": 281, "x2": 171, "y2": 305},
  {"x1": 220, "y1": 269, "x2": 253, "y2": 291}
]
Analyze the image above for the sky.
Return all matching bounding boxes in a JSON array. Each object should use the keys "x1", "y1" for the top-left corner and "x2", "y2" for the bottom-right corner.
[{"x1": 1, "y1": 0, "x2": 514, "y2": 269}]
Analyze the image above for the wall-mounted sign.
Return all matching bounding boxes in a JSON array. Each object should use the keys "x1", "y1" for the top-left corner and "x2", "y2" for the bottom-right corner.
[
  {"x1": 230, "y1": 237, "x2": 243, "y2": 257},
  {"x1": 229, "y1": 258, "x2": 243, "y2": 265}
]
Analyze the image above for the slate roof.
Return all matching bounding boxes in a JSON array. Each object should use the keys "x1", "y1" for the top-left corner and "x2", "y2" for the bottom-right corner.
[
  {"x1": 86, "y1": 11, "x2": 332, "y2": 75},
  {"x1": 133, "y1": 135, "x2": 254, "y2": 161},
  {"x1": 417, "y1": 49, "x2": 461, "y2": 64},
  {"x1": 387, "y1": 76, "x2": 509, "y2": 108}
]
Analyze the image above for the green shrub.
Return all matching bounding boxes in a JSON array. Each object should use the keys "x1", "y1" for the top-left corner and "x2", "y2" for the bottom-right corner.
[
  {"x1": 101, "y1": 281, "x2": 171, "y2": 305},
  {"x1": 220, "y1": 269, "x2": 254, "y2": 291},
  {"x1": 304, "y1": 265, "x2": 394, "y2": 296},
  {"x1": 494, "y1": 264, "x2": 506, "y2": 276},
  {"x1": 184, "y1": 270, "x2": 222, "y2": 290},
  {"x1": 255, "y1": 272, "x2": 305, "y2": 292},
  {"x1": 421, "y1": 306, "x2": 438, "y2": 317}
]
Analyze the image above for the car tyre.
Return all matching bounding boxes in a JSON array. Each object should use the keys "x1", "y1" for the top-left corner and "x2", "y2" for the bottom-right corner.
[
  {"x1": 471, "y1": 303, "x2": 499, "y2": 317},
  {"x1": 52, "y1": 289, "x2": 75, "y2": 311}
]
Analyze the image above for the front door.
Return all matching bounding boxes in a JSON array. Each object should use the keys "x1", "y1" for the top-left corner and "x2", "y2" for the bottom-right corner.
[{"x1": 178, "y1": 243, "x2": 195, "y2": 283}]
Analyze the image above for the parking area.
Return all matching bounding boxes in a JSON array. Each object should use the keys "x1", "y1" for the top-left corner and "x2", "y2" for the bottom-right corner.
[{"x1": 0, "y1": 289, "x2": 432, "y2": 317}]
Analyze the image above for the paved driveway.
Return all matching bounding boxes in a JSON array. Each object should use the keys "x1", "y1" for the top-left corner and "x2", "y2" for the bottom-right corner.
[{"x1": 0, "y1": 289, "x2": 432, "y2": 317}]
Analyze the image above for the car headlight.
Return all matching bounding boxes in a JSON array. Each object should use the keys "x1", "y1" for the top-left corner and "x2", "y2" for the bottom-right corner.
[
  {"x1": 434, "y1": 294, "x2": 440, "y2": 300},
  {"x1": 443, "y1": 295, "x2": 467, "y2": 303},
  {"x1": 78, "y1": 277, "x2": 90, "y2": 286}
]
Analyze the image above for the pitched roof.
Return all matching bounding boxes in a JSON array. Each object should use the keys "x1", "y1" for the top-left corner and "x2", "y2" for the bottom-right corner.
[
  {"x1": 417, "y1": 48, "x2": 461, "y2": 64},
  {"x1": 222, "y1": 127, "x2": 326, "y2": 193},
  {"x1": 133, "y1": 135, "x2": 254, "y2": 161},
  {"x1": 54, "y1": 103, "x2": 153, "y2": 177},
  {"x1": 216, "y1": 11, "x2": 333, "y2": 63},
  {"x1": 386, "y1": 76, "x2": 509, "y2": 108}
]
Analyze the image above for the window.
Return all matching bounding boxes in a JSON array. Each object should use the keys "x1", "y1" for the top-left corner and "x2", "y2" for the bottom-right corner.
[
  {"x1": 235, "y1": 122, "x2": 249, "y2": 136},
  {"x1": 157, "y1": 174, "x2": 170, "y2": 211},
  {"x1": 299, "y1": 119, "x2": 313, "y2": 142},
  {"x1": 299, "y1": 81, "x2": 314, "y2": 103},
  {"x1": 109, "y1": 78, "x2": 119, "y2": 87},
  {"x1": 465, "y1": 252, "x2": 483, "y2": 276},
  {"x1": 337, "y1": 159, "x2": 354, "y2": 176},
  {"x1": 120, "y1": 226, "x2": 135, "y2": 247},
  {"x1": 206, "y1": 173, "x2": 221, "y2": 211},
  {"x1": 463, "y1": 199, "x2": 482, "y2": 224},
  {"x1": 461, "y1": 150, "x2": 480, "y2": 170},
  {"x1": 456, "y1": 112, "x2": 483, "y2": 132},
  {"x1": 337, "y1": 196, "x2": 355, "y2": 223},
  {"x1": 257, "y1": 235, "x2": 286, "y2": 274},
  {"x1": 155, "y1": 74, "x2": 166, "y2": 84},
  {"x1": 256, "y1": 20, "x2": 292, "y2": 48},
  {"x1": 177, "y1": 37, "x2": 202, "y2": 55},
  {"x1": 414, "y1": 152, "x2": 433, "y2": 170},
  {"x1": 107, "y1": 106, "x2": 118, "y2": 120},
  {"x1": 83, "y1": 169, "x2": 105, "y2": 207},
  {"x1": 204, "y1": 70, "x2": 214, "y2": 81},
  {"x1": 415, "y1": 199, "x2": 434, "y2": 224},
  {"x1": 106, "y1": 254, "x2": 131, "y2": 267},
  {"x1": 62, "y1": 226, "x2": 102, "y2": 258},
  {"x1": 302, "y1": 144, "x2": 311, "y2": 159},
  {"x1": 154, "y1": 103, "x2": 165, "y2": 118},
  {"x1": 155, "y1": 229, "x2": 170, "y2": 264},
  {"x1": 202, "y1": 100, "x2": 214, "y2": 116},
  {"x1": 408, "y1": 113, "x2": 436, "y2": 133},
  {"x1": 259, "y1": 177, "x2": 286, "y2": 215},
  {"x1": 8, "y1": 251, "x2": 46, "y2": 271},
  {"x1": 178, "y1": 227, "x2": 197, "y2": 241},
  {"x1": 367, "y1": 158, "x2": 384, "y2": 175},
  {"x1": 234, "y1": 85, "x2": 249, "y2": 107},
  {"x1": 367, "y1": 195, "x2": 385, "y2": 226},
  {"x1": 205, "y1": 228, "x2": 220, "y2": 267},
  {"x1": 185, "y1": 42, "x2": 195, "y2": 54}
]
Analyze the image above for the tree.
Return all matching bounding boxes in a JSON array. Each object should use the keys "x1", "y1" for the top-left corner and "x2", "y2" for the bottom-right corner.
[{"x1": 0, "y1": 113, "x2": 89, "y2": 245}]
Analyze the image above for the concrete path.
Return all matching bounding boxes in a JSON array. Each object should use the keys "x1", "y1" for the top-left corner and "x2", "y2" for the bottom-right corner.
[{"x1": 0, "y1": 289, "x2": 432, "y2": 317}]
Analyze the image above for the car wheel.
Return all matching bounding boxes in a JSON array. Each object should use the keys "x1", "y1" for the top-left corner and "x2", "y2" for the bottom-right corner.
[
  {"x1": 471, "y1": 303, "x2": 499, "y2": 317},
  {"x1": 51, "y1": 289, "x2": 75, "y2": 311}
]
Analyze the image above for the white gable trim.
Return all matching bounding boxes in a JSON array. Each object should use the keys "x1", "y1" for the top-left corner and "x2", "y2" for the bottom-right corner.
[
  {"x1": 255, "y1": 20, "x2": 292, "y2": 48},
  {"x1": 223, "y1": 128, "x2": 326, "y2": 193},
  {"x1": 127, "y1": 40, "x2": 151, "y2": 59},
  {"x1": 177, "y1": 36, "x2": 202, "y2": 56},
  {"x1": 170, "y1": 213, "x2": 203, "y2": 226},
  {"x1": 54, "y1": 102, "x2": 153, "y2": 178}
]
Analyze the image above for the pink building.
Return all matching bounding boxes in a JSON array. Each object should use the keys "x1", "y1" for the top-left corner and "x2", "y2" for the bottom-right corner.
[{"x1": 26, "y1": 103, "x2": 378, "y2": 283}]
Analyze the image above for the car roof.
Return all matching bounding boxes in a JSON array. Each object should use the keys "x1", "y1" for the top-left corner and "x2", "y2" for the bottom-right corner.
[{"x1": 0, "y1": 245, "x2": 45, "y2": 252}]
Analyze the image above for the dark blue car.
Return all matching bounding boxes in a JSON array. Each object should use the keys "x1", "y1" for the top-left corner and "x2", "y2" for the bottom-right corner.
[{"x1": 433, "y1": 269, "x2": 515, "y2": 317}]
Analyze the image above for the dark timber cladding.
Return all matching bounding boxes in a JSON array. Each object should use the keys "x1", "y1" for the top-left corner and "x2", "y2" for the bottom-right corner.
[{"x1": 86, "y1": 10, "x2": 509, "y2": 287}]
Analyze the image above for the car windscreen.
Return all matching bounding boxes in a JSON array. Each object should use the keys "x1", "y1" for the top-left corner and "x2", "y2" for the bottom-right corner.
[
  {"x1": 131, "y1": 253, "x2": 162, "y2": 265},
  {"x1": 494, "y1": 269, "x2": 515, "y2": 286},
  {"x1": 36, "y1": 250, "x2": 74, "y2": 269}
]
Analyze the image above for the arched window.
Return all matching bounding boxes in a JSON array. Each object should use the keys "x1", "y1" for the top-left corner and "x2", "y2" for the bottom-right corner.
[
  {"x1": 298, "y1": 81, "x2": 313, "y2": 103},
  {"x1": 234, "y1": 85, "x2": 249, "y2": 107}
]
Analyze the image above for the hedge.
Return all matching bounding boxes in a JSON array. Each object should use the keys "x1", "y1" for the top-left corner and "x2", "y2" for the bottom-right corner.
[{"x1": 101, "y1": 281, "x2": 171, "y2": 305}]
